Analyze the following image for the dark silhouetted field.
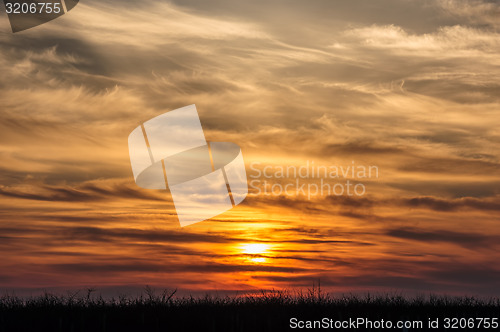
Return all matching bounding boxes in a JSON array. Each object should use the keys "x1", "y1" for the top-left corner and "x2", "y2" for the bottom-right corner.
[{"x1": 1, "y1": 287, "x2": 499, "y2": 331}]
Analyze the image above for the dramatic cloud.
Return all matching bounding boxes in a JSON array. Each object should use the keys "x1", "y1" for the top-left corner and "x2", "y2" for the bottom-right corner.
[{"x1": 0, "y1": 0, "x2": 499, "y2": 296}]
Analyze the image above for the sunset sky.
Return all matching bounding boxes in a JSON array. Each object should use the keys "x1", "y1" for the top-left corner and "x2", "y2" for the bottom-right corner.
[{"x1": 0, "y1": 0, "x2": 499, "y2": 298}]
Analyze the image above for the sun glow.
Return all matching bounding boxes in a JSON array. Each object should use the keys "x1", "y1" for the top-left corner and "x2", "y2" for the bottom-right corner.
[
  {"x1": 240, "y1": 243, "x2": 270, "y2": 264},
  {"x1": 241, "y1": 243, "x2": 269, "y2": 255}
]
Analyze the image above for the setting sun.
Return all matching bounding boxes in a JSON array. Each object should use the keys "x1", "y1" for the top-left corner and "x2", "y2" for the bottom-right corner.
[
  {"x1": 239, "y1": 243, "x2": 271, "y2": 264},
  {"x1": 240, "y1": 243, "x2": 269, "y2": 255}
]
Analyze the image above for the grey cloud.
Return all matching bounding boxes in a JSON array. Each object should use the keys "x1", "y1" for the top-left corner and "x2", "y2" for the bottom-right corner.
[
  {"x1": 388, "y1": 180, "x2": 500, "y2": 198},
  {"x1": 386, "y1": 228, "x2": 500, "y2": 249},
  {"x1": 322, "y1": 142, "x2": 403, "y2": 156},
  {"x1": 60, "y1": 226, "x2": 239, "y2": 244},
  {"x1": 425, "y1": 265, "x2": 500, "y2": 288},
  {"x1": 47, "y1": 261, "x2": 309, "y2": 274},
  {"x1": 0, "y1": 180, "x2": 167, "y2": 202},
  {"x1": 405, "y1": 196, "x2": 500, "y2": 212}
]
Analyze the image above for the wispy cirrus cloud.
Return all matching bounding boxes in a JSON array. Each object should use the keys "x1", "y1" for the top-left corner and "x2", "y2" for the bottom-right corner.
[{"x1": 0, "y1": 0, "x2": 499, "y2": 296}]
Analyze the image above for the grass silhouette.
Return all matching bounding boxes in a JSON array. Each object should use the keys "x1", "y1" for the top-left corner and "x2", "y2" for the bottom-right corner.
[{"x1": 1, "y1": 286, "x2": 499, "y2": 331}]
